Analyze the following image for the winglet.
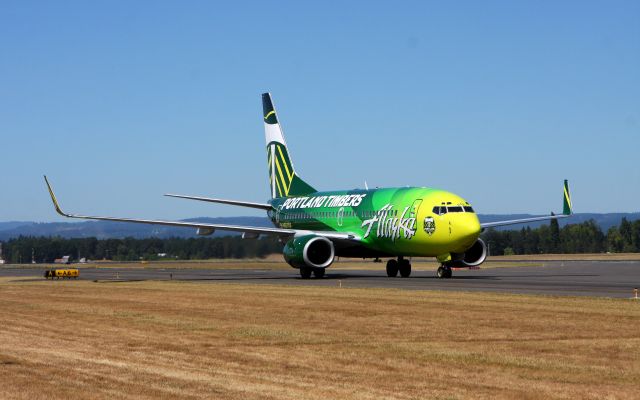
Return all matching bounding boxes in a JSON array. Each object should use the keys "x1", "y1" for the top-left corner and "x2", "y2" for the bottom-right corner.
[
  {"x1": 43, "y1": 176, "x2": 69, "y2": 217},
  {"x1": 562, "y1": 179, "x2": 572, "y2": 215}
]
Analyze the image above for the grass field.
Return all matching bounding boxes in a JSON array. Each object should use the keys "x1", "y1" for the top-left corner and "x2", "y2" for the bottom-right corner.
[{"x1": 0, "y1": 278, "x2": 638, "y2": 399}]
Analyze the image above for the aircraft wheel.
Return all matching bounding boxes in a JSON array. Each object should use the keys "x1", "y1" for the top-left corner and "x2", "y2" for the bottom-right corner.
[
  {"x1": 313, "y1": 268, "x2": 325, "y2": 278},
  {"x1": 437, "y1": 266, "x2": 452, "y2": 279},
  {"x1": 399, "y1": 259, "x2": 411, "y2": 277},
  {"x1": 386, "y1": 259, "x2": 399, "y2": 277},
  {"x1": 300, "y1": 267, "x2": 312, "y2": 279}
]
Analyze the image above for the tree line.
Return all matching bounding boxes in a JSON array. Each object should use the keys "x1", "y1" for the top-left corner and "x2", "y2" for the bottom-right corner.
[
  {"x1": 0, "y1": 236, "x2": 283, "y2": 263},
  {"x1": 482, "y1": 218, "x2": 640, "y2": 255},
  {"x1": 0, "y1": 218, "x2": 638, "y2": 263}
]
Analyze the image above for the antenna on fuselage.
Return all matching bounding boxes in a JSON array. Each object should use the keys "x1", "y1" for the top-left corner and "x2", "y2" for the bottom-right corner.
[{"x1": 364, "y1": 180, "x2": 369, "y2": 190}]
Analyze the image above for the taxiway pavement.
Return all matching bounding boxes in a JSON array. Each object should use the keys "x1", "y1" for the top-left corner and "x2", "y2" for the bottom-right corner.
[{"x1": 2, "y1": 261, "x2": 639, "y2": 298}]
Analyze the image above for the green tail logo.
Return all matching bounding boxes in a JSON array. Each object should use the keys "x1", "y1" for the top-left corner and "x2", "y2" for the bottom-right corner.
[{"x1": 263, "y1": 94, "x2": 278, "y2": 125}]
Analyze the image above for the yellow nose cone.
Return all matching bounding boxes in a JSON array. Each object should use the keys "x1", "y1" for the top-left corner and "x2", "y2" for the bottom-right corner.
[{"x1": 451, "y1": 213, "x2": 481, "y2": 251}]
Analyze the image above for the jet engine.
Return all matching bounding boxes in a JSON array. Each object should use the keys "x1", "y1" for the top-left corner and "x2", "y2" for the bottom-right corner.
[
  {"x1": 452, "y1": 238, "x2": 487, "y2": 267},
  {"x1": 283, "y1": 235, "x2": 335, "y2": 269}
]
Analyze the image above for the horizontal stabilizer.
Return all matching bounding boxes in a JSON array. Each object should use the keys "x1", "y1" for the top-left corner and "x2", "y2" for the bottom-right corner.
[{"x1": 165, "y1": 194, "x2": 272, "y2": 210}]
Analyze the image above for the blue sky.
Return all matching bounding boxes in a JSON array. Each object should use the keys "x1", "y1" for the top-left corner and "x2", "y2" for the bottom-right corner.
[{"x1": 1, "y1": 1, "x2": 638, "y2": 221}]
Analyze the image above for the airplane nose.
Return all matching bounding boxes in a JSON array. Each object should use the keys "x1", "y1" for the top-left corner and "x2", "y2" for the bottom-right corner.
[{"x1": 459, "y1": 216, "x2": 481, "y2": 241}]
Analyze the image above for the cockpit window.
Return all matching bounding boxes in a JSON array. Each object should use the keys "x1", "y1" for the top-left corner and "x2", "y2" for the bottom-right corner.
[
  {"x1": 432, "y1": 206, "x2": 448, "y2": 215},
  {"x1": 435, "y1": 205, "x2": 478, "y2": 214}
]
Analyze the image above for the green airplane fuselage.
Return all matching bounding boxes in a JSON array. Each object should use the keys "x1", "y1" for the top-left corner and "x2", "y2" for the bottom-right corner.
[{"x1": 268, "y1": 186, "x2": 481, "y2": 258}]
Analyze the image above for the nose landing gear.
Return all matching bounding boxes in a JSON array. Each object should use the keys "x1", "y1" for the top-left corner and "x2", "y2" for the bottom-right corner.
[{"x1": 437, "y1": 265, "x2": 452, "y2": 279}]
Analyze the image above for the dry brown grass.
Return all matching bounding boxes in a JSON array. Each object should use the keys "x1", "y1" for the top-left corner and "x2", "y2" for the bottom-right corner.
[{"x1": 0, "y1": 278, "x2": 638, "y2": 399}]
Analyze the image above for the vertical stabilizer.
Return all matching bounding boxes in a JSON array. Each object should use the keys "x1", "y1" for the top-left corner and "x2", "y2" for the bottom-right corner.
[{"x1": 262, "y1": 93, "x2": 316, "y2": 198}]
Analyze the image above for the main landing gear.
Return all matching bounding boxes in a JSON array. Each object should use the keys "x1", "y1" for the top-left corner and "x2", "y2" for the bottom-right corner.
[
  {"x1": 300, "y1": 267, "x2": 325, "y2": 279},
  {"x1": 436, "y1": 265, "x2": 453, "y2": 279},
  {"x1": 386, "y1": 257, "x2": 411, "y2": 278}
]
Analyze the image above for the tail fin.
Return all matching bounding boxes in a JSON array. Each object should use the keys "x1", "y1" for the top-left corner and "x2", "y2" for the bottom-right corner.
[
  {"x1": 262, "y1": 93, "x2": 316, "y2": 198},
  {"x1": 562, "y1": 179, "x2": 572, "y2": 215}
]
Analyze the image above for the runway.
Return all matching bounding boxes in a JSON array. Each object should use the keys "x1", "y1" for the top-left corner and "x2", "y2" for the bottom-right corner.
[{"x1": 2, "y1": 261, "x2": 639, "y2": 298}]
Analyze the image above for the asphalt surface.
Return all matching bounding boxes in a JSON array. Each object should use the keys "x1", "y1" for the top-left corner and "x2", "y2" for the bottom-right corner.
[{"x1": 2, "y1": 261, "x2": 640, "y2": 298}]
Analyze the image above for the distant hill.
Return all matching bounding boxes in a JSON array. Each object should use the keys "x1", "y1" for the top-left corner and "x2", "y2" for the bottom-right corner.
[
  {"x1": 0, "y1": 213, "x2": 638, "y2": 240},
  {"x1": 0, "y1": 217, "x2": 272, "y2": 240},
  {"x1": 0, "y1": 221, "x2": 35, "y2": 231},
  {"x1": 479, "y1": 213, "x2": 640, "y2": 231}
]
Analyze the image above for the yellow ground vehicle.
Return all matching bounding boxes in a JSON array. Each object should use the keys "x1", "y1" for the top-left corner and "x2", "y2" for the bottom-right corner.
[{"x1": 44, "y1": 269, "x2": 79, "y2": 279}]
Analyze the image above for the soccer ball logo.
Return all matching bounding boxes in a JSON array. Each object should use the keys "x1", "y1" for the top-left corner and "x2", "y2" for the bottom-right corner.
[{"x1": 423, "y1": 217, "x2": 436, "y2": 236}]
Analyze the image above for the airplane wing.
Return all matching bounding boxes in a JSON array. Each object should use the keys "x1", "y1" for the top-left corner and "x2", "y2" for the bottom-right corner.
[
  {"x1": 44, "y1": 176, "x2": 359, "y2": 241},
  {"x1": 480, "y1": 213, "x2": 570, "y2": 229},
  {"x1": 164, "y1": 194, "x2": 272, "y2": 210},
  {"x1": 480, "y1": 180, "x2": 573, "y2": 230}
]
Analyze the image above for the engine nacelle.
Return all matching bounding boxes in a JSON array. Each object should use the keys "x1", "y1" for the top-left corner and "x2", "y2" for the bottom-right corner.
[
  {"x1": 196, "y1": 227, "x2": 215, "y2": 236},
  {"x1": 283, "y1": 235, "x2": 335, "y2": 269},
  {"x1": 451, "y1": 238, "x2": 487, "y2": 268}
]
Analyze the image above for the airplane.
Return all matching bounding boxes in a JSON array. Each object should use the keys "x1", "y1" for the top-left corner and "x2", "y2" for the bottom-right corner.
[{"x1": 44, "y1": 93, "x2": 573, "y2": 279}]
